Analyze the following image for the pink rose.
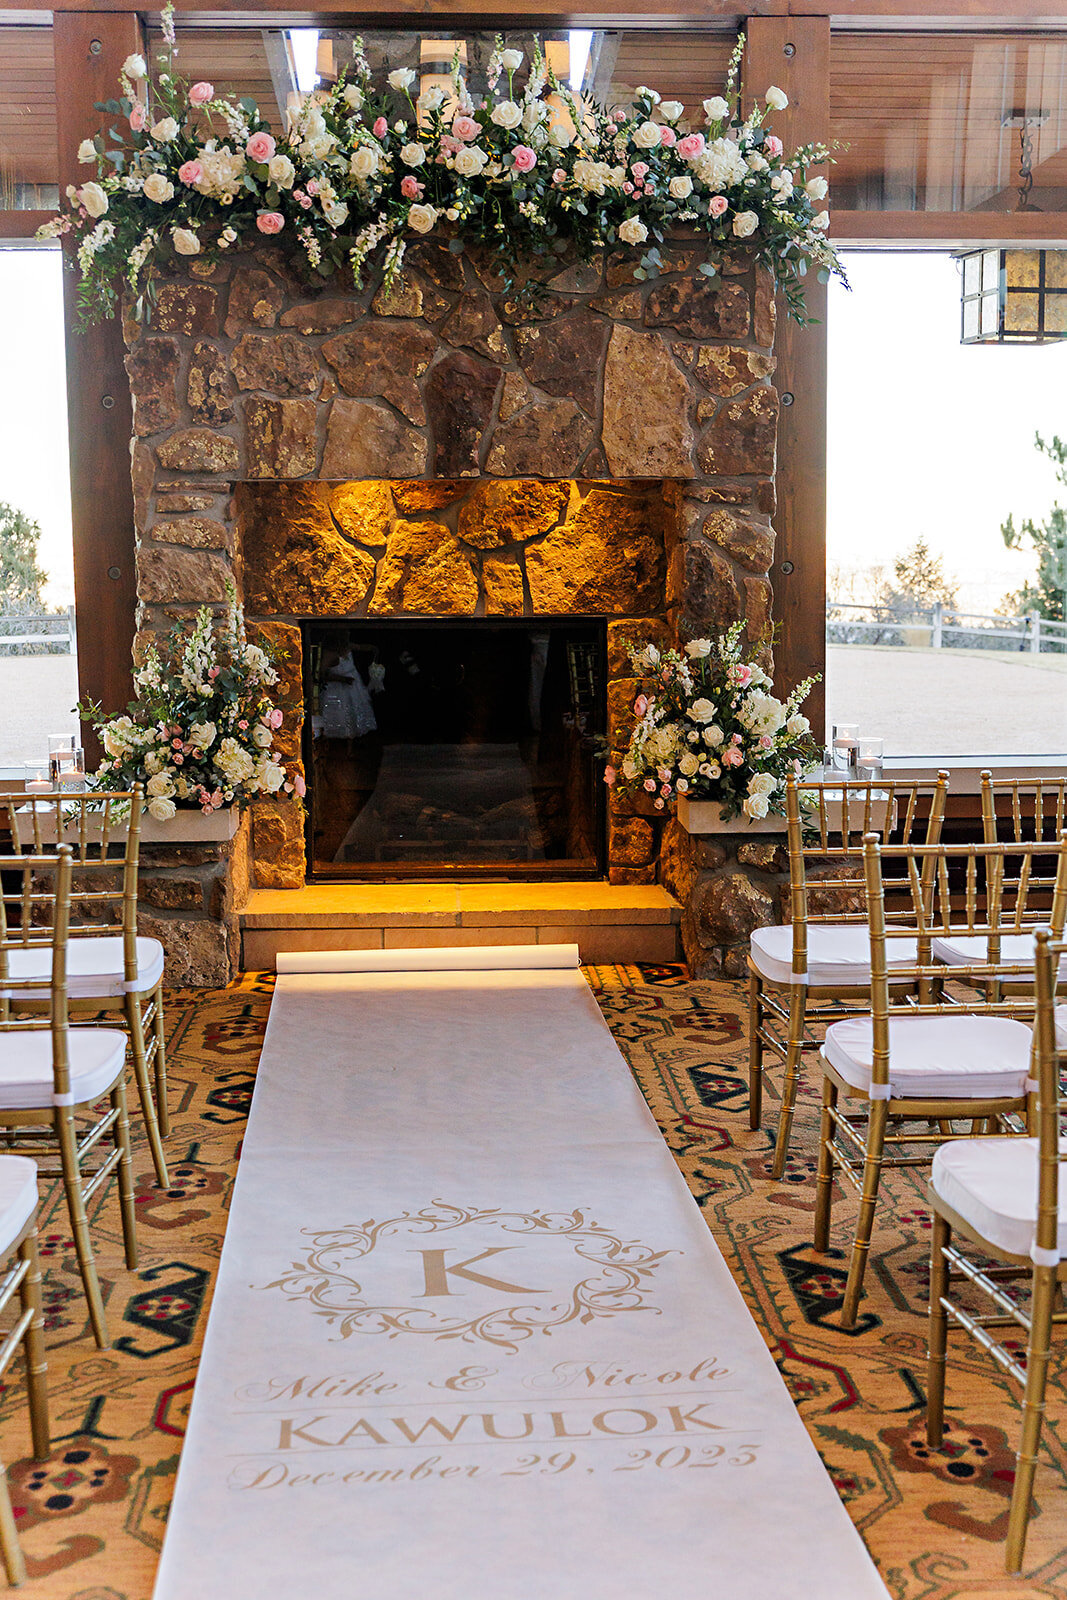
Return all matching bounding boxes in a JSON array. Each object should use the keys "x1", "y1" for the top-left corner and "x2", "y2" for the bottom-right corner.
[
  {"x1": 400, "y1": 175, "x2": 423, "y2": 199},
  {"x1": 677, "y1": 132, "x2": 705, "y2": 160},
  {"x1": 129, "y1": 102, "x2": 147, "y2": 132},
  {"x1": 764, "y1": 134, "x2": 783, "y2": 158},
  {"x1": 178, "y1": 159, "x2": 203, "y2": 186},
  {"x1": 633, "y1": 694, "x2": 649, "y2": 717},
  {"x1": 552, "y1": 167, "x2": 566, "y2": 184},
  {"x1": 643, "y1": 778, "x2": 657, "y2": 793},
  {"x1": 294, "y1": 773, "x2": 307, "y2": 798},
  {"x1": 606, "y1": 124, "x2": 617, "y2": 136},
  {"x1": 660, "y1": 784, "x2": 672, "y2": 798},
  {"x1": 452, "y1": 114, "x2": 478, "y2": 142},
  {"x1": 256, "y1": 211, "x2": 285, "y2": 235},
  {"x1": 439, "y1": 134, "x2": 461, "y2": 155},
  {"x1": 730, "y1": 663, "x2": 753, "y2": 687},
  {"x1": 623, "y1": 182, "x2": 634, "y2": 195},
  {"x1": 246, "y1": 131, "x2": 276, "y2": 164},
  {"x1": 603, "y1": 765, "x2": 616, "y2": 787},
  {"x1": 173, "y1": 752, "x2": 184, "y2": 765},
  {"x1": 654, "y1": 798, "x2": 665, "y2": 810},
  {"x1": 511, "y1": 144, "x2": 537, "y2": 173},
  {"x1": 708, "y1": 195, "x2": 728, "y2": 218},
  {"x1": 306, "y1": 178, "x2": 320, "y2": 196},
  {"x1": 238, "y1": 720, "x2": 248, "y2": 730},
  {"x1": 373, "y1": 116, "x2": 388, "y2": 139},
  {"x1": 631, "y1": 161, "x2": 649, "y2": 180},
  {"x1": 189, "y1": 82, "x2": 214, "y2": 106},
  {"x1": 722, "y1": 747, "x2": 743, "y2": 768},
  {"x1": 268, "y1": 707, "x2": 284, "y2": 729},
  {"x1": 209, "y1": 666, "x2": 219, "y2": 678},
  {"x1": 760, "y1": 735, "x2": 773, "y2": 749},
  {"x1": 659, "y1": 126, "x2": 676, "y2": 147},
  {"x1": 172, "y1": 737, "x2": 183, "y2": 748}
]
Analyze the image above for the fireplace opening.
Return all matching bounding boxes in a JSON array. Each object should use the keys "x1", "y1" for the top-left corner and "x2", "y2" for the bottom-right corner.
[{"x1": 302, "y1": 619, "x2": 607, "y2": 880}]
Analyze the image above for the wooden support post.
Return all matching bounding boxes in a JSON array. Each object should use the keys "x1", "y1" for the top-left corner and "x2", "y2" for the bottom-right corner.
[
  {"x1": 744, "y1": 15, "x2": 830, "y2": 737},
  {"x1": 54, "y1": 11, "x2": 143, "y2": 753}
]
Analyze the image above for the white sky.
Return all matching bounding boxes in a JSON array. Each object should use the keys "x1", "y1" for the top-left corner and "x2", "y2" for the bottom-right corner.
[{"x1": 0, "y1": 244, "x2": 1064, "y2": 617}]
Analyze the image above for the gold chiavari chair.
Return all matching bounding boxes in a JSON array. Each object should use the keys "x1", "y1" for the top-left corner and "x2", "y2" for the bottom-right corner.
[
  {"x1": 0, "y1": 1154, "x2": 49, "y2": 1589},
  {"x1": 1, "y1": 788, "x2": 168, "y2": 1189},
  {"x1": 0, "y1": 847, "x2": 137, "y2": 1348},
  {"x1": 815, "y1": 834, "x2": 1067, "y2": 1329},
  {"x1": 926, "y1": 930, "x2": 1067, "y2": 1575},
  {"x1": 748, "y1": 771, "x2": 949, "y2": 1180}
]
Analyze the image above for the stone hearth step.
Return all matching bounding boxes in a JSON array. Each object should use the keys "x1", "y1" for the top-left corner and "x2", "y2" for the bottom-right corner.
[{"x1": 240, "y1": 883, "x2": 680, "y2": 969}]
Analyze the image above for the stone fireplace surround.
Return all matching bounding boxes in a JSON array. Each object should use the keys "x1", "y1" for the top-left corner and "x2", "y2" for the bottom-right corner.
[{"x1": 123, "y1": 237, "x2": 781, "y2": 984}]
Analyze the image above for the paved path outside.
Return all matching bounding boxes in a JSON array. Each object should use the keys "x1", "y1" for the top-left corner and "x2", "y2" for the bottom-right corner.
[
  {"x1": 0, "y1": 654, "x2": 80, "y2": 768},
  {"x1": 826, "y1": 644, "x2": 1067, "y2": 756}
]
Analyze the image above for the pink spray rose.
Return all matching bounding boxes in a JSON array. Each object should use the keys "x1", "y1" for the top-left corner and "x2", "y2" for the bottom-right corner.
[
  {"x1": 268, "y1": 707, "x2": 284, "y2": 729},
  {"x1": 760, "y1": 734, "x2": 773, "y2": 749},
  {"x1": 129, "y1": 102, "x2": 147, "y2": 132},
  {"x1": 708, "y1": 195, "x2": 728, "y2": 218},
  {"x1": 306, "y1": 178, "x2": 320, "y2": 196},
  {"x1": 633, "y1": 694, "x2": 649, "y2": 717},
  {"x1": 654, "y1": 798, "x2": 665, "y2": 811},
  {"x1": 178, "y1": 159, "x2": 204, "y2": 186},
  {"x1": 452, "y1": 114, "x2": 478, "y2": 142},
  {"x1": 623, "y1": 182, "x2": 634, "y2": 195},
  {"x1": 643, "y1": 778, "x2": 657, "y2": 793},
  {"x1": 373, "y1": 116, "x2": 388, "y2": 139},
  {"x1": 511, "y1": 144, "x2": 537, "y2": 173},
  {"x1": 189, "y1": 81, "x2": 214, "y2": 105},
  {"x1": 630, "y1": 161, "x2": 649, "y2": 180},
  {"x1": 676, "y1": 132, "x2": 706, "y2": 160},
  {"x1": 764, "y1": 134, "x2": 783, "y2": 158},
  {"x1": 400, "y1": 175, "x2": 423, "y2": 199},
  {"x1": 552, "y1": 168, "x2": 567, "y2": 183},
  {"x1": 256, "y1": 211, "x2": 285, "y2": 235},
  {"x1": 722, "y1": 746, "x2": 744, "y2": 768},
  {"x1": 294, "y1": 773, "x2": 307, "y2": 798},
  {"x1": 603, "y1": 765, "x2": 616, "y2": 787},
  {"x1": 659, "y1": 125, "x2": 676, "y2": 147},
  {"x1": 246, "y1": 131, "x2": 276, "y2": 164},
  {"x1": 729, "y1": 663, "x2": 753, "y2": 687}
]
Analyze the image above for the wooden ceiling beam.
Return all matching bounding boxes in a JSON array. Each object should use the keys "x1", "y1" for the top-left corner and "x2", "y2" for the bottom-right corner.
[{"x1": 7, "y1": 4, "x2": 1067, "y2": 24}]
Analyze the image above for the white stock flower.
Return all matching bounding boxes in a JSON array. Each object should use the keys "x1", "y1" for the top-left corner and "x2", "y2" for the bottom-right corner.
[
  {"x1": 499, "y1": 48, "x2": 524, "y2": 72},
  {"x1": 618, "y1": 216, "x2": 648, "y2": 245},
  {"x1": 732, "y1": 210, "x2": 758, "y2": 238},
  {"x1": 400, "y1": 141, "x2": 426, "y2": 167},
  {"x1": 146, "y1": 771, "x2": 175, "y2": 798},
  {"x1": 190, "y1": 721, "x2": 217, "y2": 750},
  {"x1": 693, "y1": 138, "x2": 748, "y2": 190},
  {"x1": 703, "y1": 96, "x2": 729, "y2": 122},
  {"x1": 122, "y1": 54, "x2": 147, "y2": 81},
  {"x1": 743, "y1": 794, "x2": 770, "y2": 820},
  {"x1": 765, "y1": 86, "x2": 789, "y2": 111},
  {"x1": 631, "y1": 120, "x2": 661, "y2": 150},
  {"x1": 688, "y1": 698, "x2": 716, "y2": 724},
  {"x1": 147, "y1": 796, "x2": 177, "y2": 822},
  {"x1": 79, "y1": 181, "x2": 109, "y2": 218},
  {"x1": 349, "y1": 145, "x2": 380, "y2": 180},
  {"x1": 151, "y1": 117, "x2": 179, "y2": 142},
  {"x1": 78, "y1": 138, "x2": 96, "y2": 164},
  {"x1": 388, "y1": 68, "x2": 416, "y2": 92},
  {"x1": 453, "y1": 145, "x2": 488, "y2": 178},
  {"x1": 669, "y1": 175, "x2": 694, "y2": 201},
  {"x1": 659, "y1": 101, "x2": 684, "y2": 121},
  {"x1": 490, "y1": 99, "x2": 523, "y2": 130},
  {"x1": 143, "y1": 173, "x2": 175, "y2": 203},
  {"x1": 101, "y1": 714, "x2": 136, "y2": 758},
  {"x1": 269, "y1": 153, "x2": 296, "y2": 189},
  {"x1": 685, "y1": 638, "x2": 712, "y2": 658},
  {"x1": 805, "y1": 176, "x2": 828, "y2": 200},
  {"x1": 406, "y1": 203, "x2": 437, "y2": 234}
]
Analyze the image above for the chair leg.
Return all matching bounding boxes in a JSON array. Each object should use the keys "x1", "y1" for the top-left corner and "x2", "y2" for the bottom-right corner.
[
  {"x1": 151, "y1": 982, "x2": 170, "y2": 1138},
  {"x1": 113, "y1": 1082, "x2": 138, "y2": 1273},
  {"x1": 926, "y1": 1209, "x2": 951, "y2": 1447},
  {"x1": 771, "y1": 986, "x2": 808, "y2": 1181},
  {"x1": 813, "y1": 1076, "x2": 838, "y2": 1251},
  {"x1": 56, "y1": 1112, "x2": 108, "y2": 1350},
  {"x1": 841, "y1": 1099, "x2": 888, "y2": 1329},
  {"x1": 1006, "y1": 1265, "x2": 1057, "y2": 1574},
  {"x1": 17, "y1": 1231, "x2": 49, "y2": 1461},
  {"x1": 0, "y1": 1463, "x2": 25, "y2": 1587},
  {"x1": 748, "y1": 972, "x2": 763, "y2": 1131},
  {"x1": 124, "y1": 992, "x2": 169, "y2": 1189}
]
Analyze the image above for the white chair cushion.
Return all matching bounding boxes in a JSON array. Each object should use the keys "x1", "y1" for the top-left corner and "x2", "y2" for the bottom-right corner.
[
  {"x1": 0, "y1": 1156, "x2": 39, "y2": 1257},
  {"x1": 750, "y1": 923, "x2": 917, "y2": 987},
  {"x1": 931, "y1": 932, "x2": 1067, "y2": 976},
  {"x1": 0, "y1": 1029, "x2": 127, "y2": 1111},
  {"x1": 1, "y1": 936, "x2": 164, "y2": 1002},
  {"x1": 1057, "y1": 1006, "x2": 1067, "y2": 1049},
  {"x1": 822, "y1": 1014, "x2": 1033, "y2": 1100},
  {"x1": 931, "y1": 1135, "x2": 1067, "y2": 1260}
]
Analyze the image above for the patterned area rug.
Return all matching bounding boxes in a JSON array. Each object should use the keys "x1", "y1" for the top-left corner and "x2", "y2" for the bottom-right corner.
[{"x1": 0, "y1": 965, "x2": 1064, "y2": 1599}]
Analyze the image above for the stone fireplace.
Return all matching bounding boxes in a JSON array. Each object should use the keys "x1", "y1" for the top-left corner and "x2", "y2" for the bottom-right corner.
[{"x1": 123, "y1": 236, "x2": 781, "y2": 981}]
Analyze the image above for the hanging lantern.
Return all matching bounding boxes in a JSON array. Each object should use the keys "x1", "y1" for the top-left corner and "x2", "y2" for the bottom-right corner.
[{"x1": 959, "y1": 248, "x2": 1067, "y2": 345}]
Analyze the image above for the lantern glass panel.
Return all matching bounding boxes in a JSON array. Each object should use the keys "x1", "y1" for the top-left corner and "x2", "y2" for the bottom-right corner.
[
  {"x1": 962, "y1": 254, "x2": 980, "y2": 295},
  {"x1": 981, "y1": 250, "x2": 1000, "y2": 290},
  {"x1": 1044, "y1": 296, "x2": 1067, "y2": 333},
  {"x1": 963, "y1": 297, "x2": 980, "y2": 339},
  {"x1": 1045, "y1": 254, "x2": 1067, "y2": 290},
  {"x1": 1005, "y1": 250, "x2": 1040, "y2": 289},
  {"x1": 981, "y1": 293, "x2": 999, "y2": 335},
  {"x1": 1004, "y1": 290, "x2": 1039, "y2": 334}
]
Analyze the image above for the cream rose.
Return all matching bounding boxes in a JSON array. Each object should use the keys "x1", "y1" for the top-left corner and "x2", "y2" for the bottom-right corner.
[
  {"x1": 490, "y1": 99, "x2": 523, "y2": 130},
  {"x1": 349, "y1": 145, "x2": 380, "y2": 180},
  {"x1": 659, "y1": 101, "x2": 684, "y2": 121},
  {"x1": 685, "y1": 638, "x2": 711, "y2": 658},
  {"x1": 343, "y1": 84, "x2": 364, "y2": 111},
  {"x1": 190, "y1": 721, "x2": 217, "y2": 750},
  {"x1": 143, "y1": 173, "x2": 175, "y2": 204},
  {"x1": 400, "y1": 141, "x2": 426, "y2": 167},
  {"x1": 122, "y1": 53, "x2": 147, "y2": 81},
  {"x1": 406, "y1": 203, "x2": 437, "y2": 234},
  {"x1": 269, "y1": 153, "x2": 296, "y2": 189},
  {"x1": 79, "y1": 181, "x2": 108, "y2": 218},
  {"x1": 631, "y1": 120, "x2": 661, "y2": 150},
  {"x1": 323, "y1": 200, "x2": 349, "y2": 227},
  {"x1": 703, "y1": 96, "x2": 729, "y2": 121},
  {"x1": 453, "y1": 145, "x2": 488, "y2": 178},
  {"x1": 387, "y1": 68, "x2": 416, "y2": 92},
  {"x1": 146, "y1": 771, "x2": 175, "y2": 798},
  {"x1": 172, "y1": 228, "x2": 200, "y2": 256},
  {"x1": 78, "y1": 138, "x2": 96, "y2": 164},
  {"x1": 618, "y1": 216, "x2": 648, "y2": 245},
  {"x1": 669, "y1": 175, "x2": 693, "y2": 201},
  {"x1": 689, "y1": 698, "x2": 716, "y2": 724},
  {"x1": 805, "y1": 176, "x2": 828, "y2": 200},
  {"x1": 765, "y1": 86, "x2": 789, "y2": 111},
  {"x1": 732, "y1": 210, "x2": 759, "y2": 238},
  {"x1": 151, "y1": 117, "x2": 179, "y2": 142},
  {"x1": 743, "y1": 794, "x2": 770, "y2": 820},
  {"x1": 147, "y1": 797, "x2": 177, "y2": 822},
  {"x1": 499, "y1": 49, "x2": 524, "y2": 72}
]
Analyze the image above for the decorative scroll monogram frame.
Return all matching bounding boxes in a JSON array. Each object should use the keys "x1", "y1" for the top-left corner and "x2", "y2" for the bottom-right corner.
[{"x1": 261, "y1": 1202, "x2": 673, "y2": 1351}]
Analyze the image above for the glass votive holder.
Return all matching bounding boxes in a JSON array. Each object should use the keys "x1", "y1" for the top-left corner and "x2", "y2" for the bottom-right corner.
[
  {"x1": 56, "y1": 747, "x2": 86, "y2": 791},
  {"x1": 23, "y1": 762, "x2": 51, "y2": 795},
  {"x1": 857, "y1": 737, "x2": 884, "y2": 781},
  {"x1": 48, "y1": 733, "x2": 75, "y2": 786},
  {"x1": 832, "y1": 722, "x2": 859, "y2": 772}
]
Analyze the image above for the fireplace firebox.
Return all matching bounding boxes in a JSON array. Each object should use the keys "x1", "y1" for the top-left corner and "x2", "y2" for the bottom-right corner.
[{"x1": 302, "y1": 620, "x2": 606, "y2": 880}]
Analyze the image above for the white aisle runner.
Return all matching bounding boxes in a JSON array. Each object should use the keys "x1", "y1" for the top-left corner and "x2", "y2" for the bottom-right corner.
[{"x1": 154, "y1": 948, "x2": 888, "y2": 1600}]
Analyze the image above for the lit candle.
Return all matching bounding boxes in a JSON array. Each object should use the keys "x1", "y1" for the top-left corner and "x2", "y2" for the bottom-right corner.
[{"x1": 25, "y1": 775, "x2": 50, "y2": 794}]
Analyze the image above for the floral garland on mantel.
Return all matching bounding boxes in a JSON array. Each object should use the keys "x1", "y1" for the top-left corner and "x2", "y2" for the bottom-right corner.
[{"x1": 42, "y1": 6, "x2": 846, "y2": 326}]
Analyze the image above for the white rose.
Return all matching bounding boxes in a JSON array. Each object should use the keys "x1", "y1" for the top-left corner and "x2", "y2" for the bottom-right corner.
[
  {"x1": 732, "y1": 210, "x2": 758, "y2": 238},
  {"x1": 189, "y1": 721, "x2": 217, "y2": 750},
  {"x1": 746, "y1": 153, "x2": 768, "y2": 173},
  {"x1": 400, "y1": 141, "x2": 426, "y2": 167},
  {"x1": 143, "y1": 173, "x2": 175, "y2": 204},
  {"x1": 421, "y1": 85, "x2": 446, "y2": 112},
  {"x1": 406, "y1": 203, "x2": 437, "y2": 234},
  {"x1": 490, "y1": 99, "x2": 523, "y2": 130},
  {"x1": 618, "y1": 216, "x2": 648, "y2": 245},
  {"x1": 143, "y1": 749, "x2": 164, "y2": 775},
  {"x1": 499, "y1": 48, "x2": 524, "y2": 72},
  {"x1": 343, "y1": 84, "x2": 364, "y2": 110},
  {"x1": 703, "y1": 96, "x2": 729, "y2": 122},
  {"x1": 748, "y1": 773, "x2": 776, "y2": 797},
  {"x1": 632, "y1": 120, "x2": 661, "y2": 150},
  {"x1": 122, "y1": 54, "x2": 147, "y2": 81},
  {"x1": 765, "y1": 86, "x2": 789, "y2": 111},
  {"x1": 78, "y1": 138, "x2": 96, "y2": 164},
  {"x1": 269, "y1": 153, "x2": 296, "y2": 189},
  {"x1": 689, "y1": 698, "x2": 716, "y2": 724},
  {"x1": 349, "y1": 145, "x2": 380, "y2": 180},
  {"x1": 172, "y1": 228, "x2": 200, "y2": 256},
  {"x1": 635, "y1": 86, "x2": 661, "y2": 105},
  {"x1": 258, "y1": 761, "x2": 285, "y2": 794},
  {"x1": 679, "y1": 752, "x2": 700, "y2": 777},
  {"x1": 548, "y1": 123, "x2": 573, "y2": 148},
  {"x1": 685, "y1": 638, "x2": 712, "y2": 658},
  {"x1": 304, "y1": 134, "x2": 336, "y2": 161},
  {"x1": 805, "y1": 176, "x2": 828, "y2": 200},
  {"x1": 79, "y1": 181, "x2": 108, "y2": 218},
  {"x1": 323, "y1": 200, "x2": 348, "y2": 227},
  {"x1": 151, "y1": 117, "x2": 179, "y2": 142},
  {"x1": 253, "y1": 725, "x2": 273, "y2": 748},
  {"x1": 704, "y1": 725, "x2": 724, "y2": 748},
  {"x1": 146, "y1": 771, "x2": 175, "y2": 797},
  {"x1": 147, "y1": 797, "x2": 177, "y2": 822},
  {"x1": 669, "y1": 175, "x2": 693, "y2": 201},
  {"x1": 743, "y1": 794, "x2": 770, "y2": 820},
  {"x1": 659, "y1": 101, "x2": 684, "y2": 121},
  {"x1": 786, "y1": 714, "x2": 810, "y2": 738},
  {"x1": 453, "y1": 145, "x2": 488, "y2": 178},
  {"x1": 388, "y1": 68, "x2": 416, "y2": 92},
  {"x1": 813, "y1": 210, "x2": 830, "y2": 229}
]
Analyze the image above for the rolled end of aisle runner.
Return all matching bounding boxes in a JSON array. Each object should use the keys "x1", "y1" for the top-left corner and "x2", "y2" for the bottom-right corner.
[{"x1": 276, "y1": 944, "x2": 581, "y2": 975}]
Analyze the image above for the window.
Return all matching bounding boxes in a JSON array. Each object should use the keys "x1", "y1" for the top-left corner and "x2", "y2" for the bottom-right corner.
[{"x1": 0, "y1": 23, "x2": 57, "y2": 209}]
